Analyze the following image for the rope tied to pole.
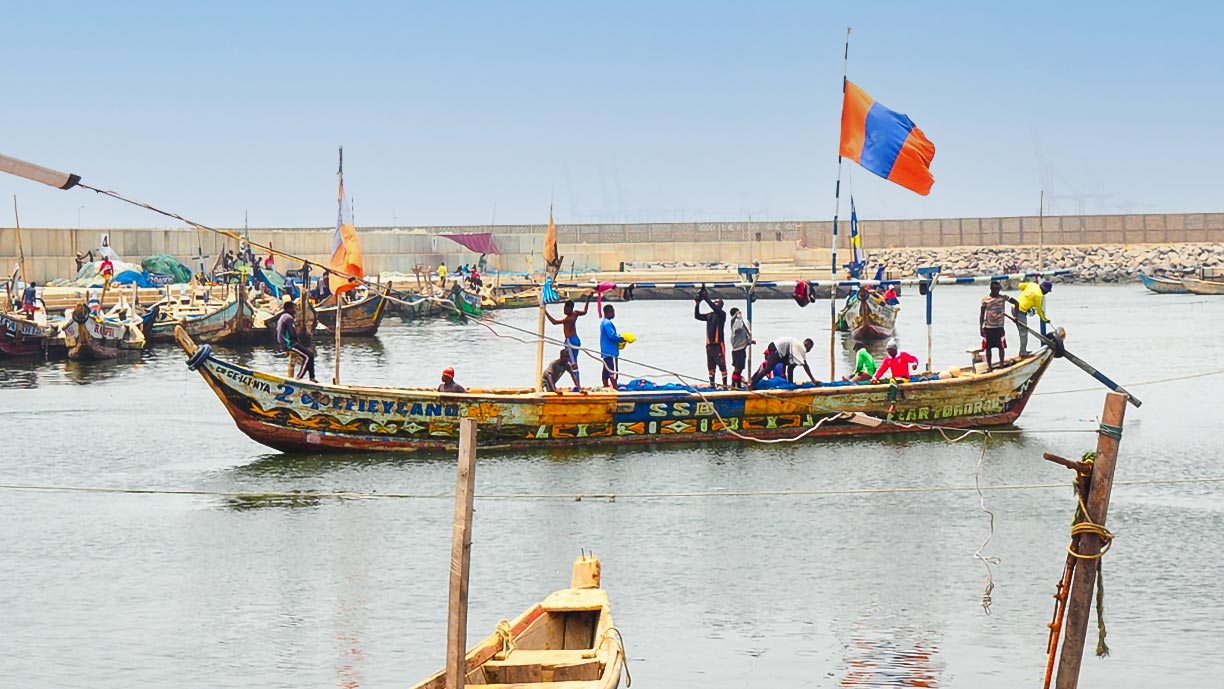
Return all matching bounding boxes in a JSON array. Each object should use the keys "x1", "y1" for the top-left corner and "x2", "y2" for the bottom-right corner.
[
  {"x1": 1097, "y1": 423, "x2": 1123, "y2": 441},
  {"x1": 1069, "y1": 454, "x2": 1114, "y2": 658}
]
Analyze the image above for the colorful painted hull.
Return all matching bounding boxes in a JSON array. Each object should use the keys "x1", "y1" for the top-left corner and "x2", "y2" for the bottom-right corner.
[
  {"x1": 62, "y1": 316, "x2": 145, "y2": 360},
  {"x1": 176, "y1": 326, "x2": 1052, "y2": 454},
  {"x1": 146, "y1": 296, "x2": 257, "y2": 344},
  {"x1": 315, "y1": 290, "x2": 389, "y2": 336},
  {"x1": 0, "y1": 313, "x2": 58, "y2": 357},
  {"x1": 838, "y1": 293, "x2": 898, "y2": 341},
  {"x1": 1139, "y1": 273, "x2": 1188, "y2": 294},
  {"x1": 1182, "y1": 277, "x2": 1224, "y2": 295}
]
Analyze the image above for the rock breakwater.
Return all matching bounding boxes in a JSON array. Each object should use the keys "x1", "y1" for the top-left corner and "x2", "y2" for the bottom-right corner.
[{"x1": 871, "y1": 243, "x2": 1224, "y2": 283}]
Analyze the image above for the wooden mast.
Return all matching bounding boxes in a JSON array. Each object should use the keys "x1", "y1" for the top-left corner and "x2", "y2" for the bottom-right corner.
[
  {"x1": 1053, "y1": 391, "x2": 1127, "y2": 689},
  {"x1": 12, "y1": 195, "x2": 27, "y2": 285},
  {"x1": 333, "y1": 147, "x2": 344, "y2": 385},
  {"x1": 445, "y1": 418, "x2": 478, "y2": 689},
  {"x1": 829, "y1": 27, "x2": 851, "y2": 380}
]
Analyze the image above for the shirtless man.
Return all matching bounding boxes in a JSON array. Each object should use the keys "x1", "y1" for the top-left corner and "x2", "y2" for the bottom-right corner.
[{"x1": 545, "y1": 293, "x2": 592, "y2": 390}]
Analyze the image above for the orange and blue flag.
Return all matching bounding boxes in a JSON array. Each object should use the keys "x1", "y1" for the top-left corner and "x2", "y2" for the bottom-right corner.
[
  {"x1": 840, "y1": 80, "x2": 935, "y2": 196},
  {"x1": 328, "y1": 174, "x2": 364, "y2": 294}
]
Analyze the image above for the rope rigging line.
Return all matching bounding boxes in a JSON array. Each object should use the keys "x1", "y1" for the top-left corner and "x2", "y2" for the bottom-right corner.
[
  {"x1": 1, "y1": 474, "x2": 1221, "y2": 502},
  {"x1": 972, "y1": 435, "x2": 1002, "y2": 615},
  {"x1": 1033, "y1": 368, "x2": 1224, "y2": 396}
]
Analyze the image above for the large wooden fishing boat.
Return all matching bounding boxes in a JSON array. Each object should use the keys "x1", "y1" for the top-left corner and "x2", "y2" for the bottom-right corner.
[
  {"x1": 314, "y1": 287, "x2": 390, "y2": 336},
  {"x1": 62, "y1": 307, "x2": 146, "y2": 360},
  {"x1": 837, "y1": 290, "x2": 899, "y2": 341},
  {"x1": 0, "y1": 311, "x2": 59, "y2": 357},
  {"x1": 1139, "y1": 272, "x2": 1188, "y2": 294},
  {"x1": 143, "y1": 287, "x2": 256, "y2": 345},
  {"x1": 1182, "y1": 276, "x2": 1224, "y2": 295},
  {"x1": 410, "y1": 554, "x2": 625, "y2": 689},
  {"x1": 176, "y1": 325, "x2": 1053, "y2": 453}
]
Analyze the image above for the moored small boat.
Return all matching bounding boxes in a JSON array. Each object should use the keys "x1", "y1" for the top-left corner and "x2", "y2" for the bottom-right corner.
[
  {"x1": 1139, "y1": 272, "x2": 1188, "y2": 294},
  {"x1": 0, "y1": 311, "x2": 59, "y2": 357},
  {"x1": 410, "y1": 554, "x2": 625, "y2": 689},
  {"x1": 143, "y1": 285, "x2": 257, "y2": 345},
  {"x1": 1182, "y1": 276, "x2": 1224, "y2": 295},
  {"x1": 314, "y1": 287, "x2": 389, "y2": 336},
  {"x1": 837, "y1": 290, "x2": 899, "y2": 341},
  {"x1": 61, "y1": 305, "x2": 145, "y2": 360}
]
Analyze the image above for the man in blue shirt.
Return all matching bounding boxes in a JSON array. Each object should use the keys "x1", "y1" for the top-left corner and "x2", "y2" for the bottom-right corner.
[{"x1": 599, "y1": 304, "x2": 626, "y2": 388}]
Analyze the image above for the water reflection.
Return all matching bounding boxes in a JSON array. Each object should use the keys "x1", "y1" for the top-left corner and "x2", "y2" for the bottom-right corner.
[{"x1": 841, "y1": 619, "x2": 943, "y2": 687}]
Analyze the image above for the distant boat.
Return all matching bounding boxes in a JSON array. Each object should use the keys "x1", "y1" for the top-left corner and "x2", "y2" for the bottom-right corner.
[
  {"x1": 837, "y1": 289, "x2": 899, "y2": 342},
  {"x1": 1139, "y1": 272, "x2": 1188, "y2": 294},
  {"x1": 1182, "y1": 276, "x2": 1224, "y2": 295},
  {"x1": 409, "y1": 554, "x2": 625, "y2": 689},
  {"x1": 60, "y1": 305, "x2": 145, "y2": 360},
  {"x1": 142, "y1": 282, "x2": 256, "y2": 345},
  {"x1": 314, "y1": 287, "x2": 390, "y2": 336}
]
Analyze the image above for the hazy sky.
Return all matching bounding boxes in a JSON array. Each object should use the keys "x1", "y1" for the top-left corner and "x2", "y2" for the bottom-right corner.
[{"x1": 2, "y1": 1, "x2": 1219, "y2": 229}]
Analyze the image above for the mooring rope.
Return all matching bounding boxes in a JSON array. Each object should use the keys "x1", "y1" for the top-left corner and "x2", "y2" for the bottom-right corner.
[{"x1": 0, "y1": 475, "x2": 1220, "y2": 502}]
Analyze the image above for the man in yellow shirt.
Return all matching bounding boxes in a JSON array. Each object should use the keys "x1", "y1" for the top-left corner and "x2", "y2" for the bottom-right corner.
[{"x1": 1013, "y1": 280, "x2": 1052, "y2": 356}]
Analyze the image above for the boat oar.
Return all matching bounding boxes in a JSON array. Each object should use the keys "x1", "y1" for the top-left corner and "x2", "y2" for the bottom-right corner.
[{"x1": 1007, "y1": 314, "x2": 1142, "y2": 408}]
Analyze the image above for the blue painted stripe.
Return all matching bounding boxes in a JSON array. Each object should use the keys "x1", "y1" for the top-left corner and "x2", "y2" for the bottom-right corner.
[{"x1": 858, "y1": 102, "x2": 915, "y2": 179}]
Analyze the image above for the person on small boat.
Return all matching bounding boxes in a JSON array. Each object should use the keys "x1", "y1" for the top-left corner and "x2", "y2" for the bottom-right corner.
[
  {"x1": 728, "y1": 307, "x2": 753, "y2": 388},
  {"x1": 545, "y1": 294, "x2": 592, "y2": 391},
  {"x1": 848, "y1": 341, "x2": 877, "y2": 382},
  {"x1": 541, "y1": 348, "x2": 574, "y2": 393},
  {"x1": 438, "y1": 367, "x2": 466, "y2": 393},
  {"x1": 1013, "y1": 280, "x2": 1052, "y2": 356},
  {"x1": 750, "y1": 337, "x2": 818, "y2": 388},
  {"x1": 21, "y1": 282, "x2": 38, "y2": 318},
  {"x1": 882, "y1": 286, "x2": 899, "y2": 305},
  {"x1": 694, "y1": 288, "x2": 728, "y2": 387},
  {"x1": 979, "y1": 281, "x2": 1014, "y2": 369},
  {"x1": 873, "y1": 340, "x2": 919, "y2": 382},
  {"x1": 599, "y1": 304, "x2": 625, "y2": 388},
  {"x1": 437, "y1": 263, "x2": 448, "y2": 287},
  {"x1": 275, "y1": 302, "x2": 317, "y2": 383}
]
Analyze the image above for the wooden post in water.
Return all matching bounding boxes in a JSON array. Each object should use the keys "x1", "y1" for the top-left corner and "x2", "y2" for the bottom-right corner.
[
  {"x1": 445, "y1": 418, "x2": 479, "y2": 689},
  {"x1": 1054, "y1": 391, "x2": 1127, "y2": 689}
]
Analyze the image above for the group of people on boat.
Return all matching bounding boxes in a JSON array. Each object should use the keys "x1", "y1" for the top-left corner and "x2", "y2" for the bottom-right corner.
[{"x1": 979, "y1": 279, "x2": 1052, "y2": 369}]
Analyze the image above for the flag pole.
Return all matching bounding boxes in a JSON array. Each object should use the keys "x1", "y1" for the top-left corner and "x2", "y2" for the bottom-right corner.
[
  {"x1": 333, "y1": 146, "x2": 344, "y2": 385},
  {"x1": 830, "y1": 27, "x2": 851, "y2": 381}
]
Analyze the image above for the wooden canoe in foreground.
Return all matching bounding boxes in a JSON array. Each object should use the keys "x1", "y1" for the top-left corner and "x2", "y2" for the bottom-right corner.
[
  {"x1": 174, "y1": 324, "x2": 1054, "y2": 453},
  {"x1": 411, "y1": 555, "x2": 625, "y2": 689}
]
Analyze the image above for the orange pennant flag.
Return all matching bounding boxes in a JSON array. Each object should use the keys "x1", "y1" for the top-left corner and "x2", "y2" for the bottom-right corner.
[{"x1": 328, "y1": 177, "x2": 363, "y2": 294}]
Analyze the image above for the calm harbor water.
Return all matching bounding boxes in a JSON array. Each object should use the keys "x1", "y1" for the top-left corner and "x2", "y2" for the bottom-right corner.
[{"x1": 1, "y1": 284, "x2": 1222, "y2": 688}]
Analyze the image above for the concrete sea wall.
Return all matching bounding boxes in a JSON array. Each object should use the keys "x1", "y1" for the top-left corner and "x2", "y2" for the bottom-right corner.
[{"x1": 2, "y1": 212, "x2": 1222, "y2": 283}]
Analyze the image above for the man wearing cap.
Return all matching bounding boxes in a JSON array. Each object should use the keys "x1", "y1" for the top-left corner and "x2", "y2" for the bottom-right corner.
[
  {"x1": 438, "y1": 367, "x2": 466, "y2": 393},
  {"x1": 693, "y1": 287, "x2": 728, "y2": 387},
  {"x1": 873, "y1": 340, "x2": 919, "y2": 382},
  {"x1": 1013, "y1": 280, "x2": 1052, "y2": 356}
]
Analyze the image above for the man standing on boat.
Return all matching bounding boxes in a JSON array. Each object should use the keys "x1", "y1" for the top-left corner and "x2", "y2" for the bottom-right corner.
[
  {"x1": 599, "y1": 304, "x2": 625, "y2": 388},
  {"x1": 21, "y1": 282, "x2": 38, "y2": 318},
  {"x1": 275, "y1": 302, "x2": 317, "y2": 383},
  {"x1": 979, "y1": 281, "x2": 1014, "y2": 369},
  {"x1": 545, "y1": 294, "x2": 592, "y2": 391},
  {"x1": 1013, "y1": 280, "x2": 1052, "y2": 356},
  {"x1": 694, "y1": 287, "x2": 728, "y2": 387},
  {"x1": 728, "y1": 307, "x2": 753, "y2": 388},
  {"x1": 750, "y1": 337, "x2": 818, "y2": 388}
]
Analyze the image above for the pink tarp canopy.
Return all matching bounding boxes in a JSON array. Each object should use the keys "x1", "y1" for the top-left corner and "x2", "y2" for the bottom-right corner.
[{"x1": 441, "y1": 233, "x2": 500, "y2": 255}]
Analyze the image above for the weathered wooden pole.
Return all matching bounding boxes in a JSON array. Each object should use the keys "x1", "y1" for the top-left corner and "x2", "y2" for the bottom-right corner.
[
  {"x1": 1054, "y1": 391, "x2": 1127, "y2": 689},
  {"x1": 445, "y1": 418, "x2": 478, "y2": 689}
]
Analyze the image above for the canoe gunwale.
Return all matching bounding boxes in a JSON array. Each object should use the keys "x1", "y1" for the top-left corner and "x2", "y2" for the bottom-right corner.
[{"x1": 176, "y1": 323, "x2": 1053, "y2": 453}]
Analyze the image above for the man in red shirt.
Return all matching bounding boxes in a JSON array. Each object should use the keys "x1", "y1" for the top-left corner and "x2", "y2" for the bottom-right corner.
[{"x1": 872, "y1": 340, "x2": 919, "y2": 381}]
